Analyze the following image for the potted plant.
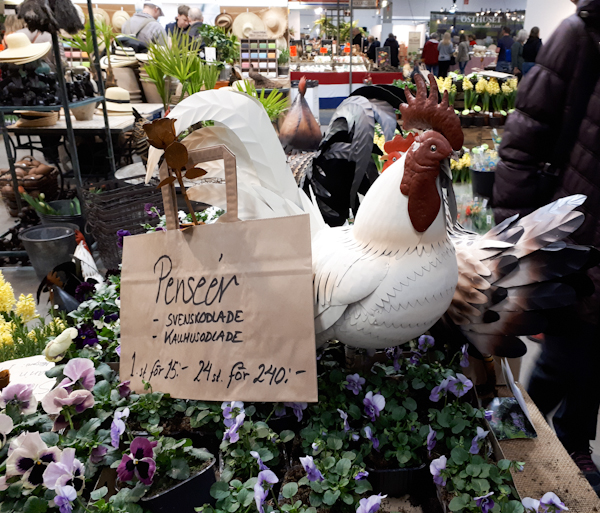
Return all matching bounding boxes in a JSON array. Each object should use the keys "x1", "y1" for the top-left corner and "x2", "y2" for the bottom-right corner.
[{"x1": 278, "y1": 49, "x2": 290, "y2": 76}]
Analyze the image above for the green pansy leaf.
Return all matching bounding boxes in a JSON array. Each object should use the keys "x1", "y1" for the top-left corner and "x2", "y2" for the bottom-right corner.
[{"x1": 282, "y1": 483, "x2": 298, "y2": 499}]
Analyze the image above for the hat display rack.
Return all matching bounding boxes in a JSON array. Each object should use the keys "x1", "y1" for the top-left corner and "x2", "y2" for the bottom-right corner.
[{"x1": 0, "y1": 0, "x2": 116, "y2": 214}]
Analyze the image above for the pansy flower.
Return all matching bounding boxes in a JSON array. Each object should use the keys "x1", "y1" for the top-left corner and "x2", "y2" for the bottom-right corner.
[
  {"x1": 43, "y1": 327, "x2": 78, "y2": 362},
  {"x1": 460, "y1": 344, "x2": 470, "y2": 368},
  {"x1": 430, "y1": 377, "x2": 450, "y2": 402},
  {"x1": 221, "y1": 401, "x2": 244, "y2": 427},
  {"x1": 474, "y1": 492, "x2": 494, "y2": 513},
  {"x1": 74, "y1": 325, "x2": 99, "y2": 349},
  {"x1": 223, "y1": 412, "x2": 245, "y2": 443},
  {"x1": 300, "y1": 455, "x2": 324, "y2": 482},
  {"x1": 448, "y1": 374, "x2": 473, "y2": 398},
  {"x1": 346, "y1": 373, "x2": 365, "y2": 395},
  {"x1": 117, "y1": 437, "x2": 157, "y2": 485},
  {"x1": 356, "y1": 494, "x2": 387, "y2": 513},
  {"x1": 111, "y1": 408, "x2": 130, "y2": 448},
  {"x1": 5, "y1": 432, "x2": 62, "y2": 488},
  {"x1": 43, "y1": 448, "x2": 85, "y2": 495},
  {"x1": 364, "y1": 426, "x2": 379, "y2": 451},
  {"x1": 539, "y1": 492, "x2": 568, "y2": 512},
  {"x1": 470, "y1": 426, "x2": 489, "y2": 455},
  {"x1": 427, "y1": 426, "x2": 437, "y2": 455},
  {"x1": 337, "y1": 409, "x2": 350, "y2": 432},
  {"x1": 41, "y1": 388, "x2": 94, "y2": 431},
  {"x1": 60, "y1": 358, "x2": 96, "y2": 391},
  {"x1": 253, "y1": 468, "x2": 278, "y2": 513},
  {"x1": 250, "y1": 450, "x2": 269, "y2": 471},
  {"x1": 430, "y1": 455, "x2": 447, "y2": 486},
  {"x1": 0, "y1": 383, "x2": 37, "y2": 415},
  {"x1": 54, "y1": 484, "x2": 77, "y2": 513},
  {"x1": 283, "y1": 402, "x2": 307, "y2": 422},
  {"x1": 0, "y1": 413, "x2": 13, "y2": 447},
  {"x1": 418, "y1": 335, "x2": 435, "y2": 352},
  {"x1": 363, "y1": 391, "x2": 385, "y2": 422}
]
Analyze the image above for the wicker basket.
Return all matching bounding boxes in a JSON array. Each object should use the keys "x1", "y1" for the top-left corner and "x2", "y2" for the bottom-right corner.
[
  {"x1": 81, "y1": 177, "x2": 164, "y2": 269},
  {"x1": 0, "y1": 162, "x2": 60, "y2": 217}
]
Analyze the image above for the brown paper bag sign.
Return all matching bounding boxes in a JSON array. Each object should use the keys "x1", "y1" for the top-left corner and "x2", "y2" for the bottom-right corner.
[{"x1": 120, "y1": 145, "x2": 317, "y2": 402}]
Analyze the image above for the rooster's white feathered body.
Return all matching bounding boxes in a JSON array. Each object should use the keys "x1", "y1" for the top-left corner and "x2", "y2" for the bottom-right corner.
[{"x1": 312, "y1": 151, "x2": 458, "y2": 347}]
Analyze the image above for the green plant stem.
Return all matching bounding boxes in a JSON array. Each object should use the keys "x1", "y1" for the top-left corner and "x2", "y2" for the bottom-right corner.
[
  {"x1": 64, "y1": 409, "x2": 75, "y2": 431},
  {"x1": 77, "y1": 497, "x2": 96, "y2": 513}
]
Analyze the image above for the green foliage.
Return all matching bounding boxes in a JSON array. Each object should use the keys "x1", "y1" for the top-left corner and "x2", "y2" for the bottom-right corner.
[
  {"x1": 198, "y1": 25, "x2": 240, "y2": 64},
  {"x1": 234, "y1": 80, "x2": 288, "y2": 121},
  {"x1": 278, "y1": 48, "x2": 290, "y2": 66}
]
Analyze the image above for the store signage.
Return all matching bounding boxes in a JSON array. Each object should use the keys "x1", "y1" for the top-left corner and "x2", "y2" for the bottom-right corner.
[
  {"x1": 353, "y1": 0, "x2": 378, "y2": 8},
  {"x1": 120, "y1": 146, "x2": 318, "y2": 402},
  {"x1": 408, "y1": 31, "x2": 421, "y2": 54},
  {"x1": 320, "y1": 47, "x2": 328, "y2": 54},
  {"x1": 290, "y1": 45, "x2": 297, "y2": 57},
  {"x1": 248, "y1": 30, "x2": 268, "y2": 39},
  {"x1": 458, "y1": 15, "x2": 502, "y2": 24},
  {"x1": 0, "y1": 355, "x2": 55, "y2": 401}
]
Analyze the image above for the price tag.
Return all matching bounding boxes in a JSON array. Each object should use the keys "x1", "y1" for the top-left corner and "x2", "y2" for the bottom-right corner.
[
  {"x1": 320, "y1": 47, "x2": 328, "y2": 54},
  {"x1": 0, "y1": 356, "x2": 55, "y2": 401},
  {"x1": 290, "y1": 45, "x2": 297, "y2": 57}
]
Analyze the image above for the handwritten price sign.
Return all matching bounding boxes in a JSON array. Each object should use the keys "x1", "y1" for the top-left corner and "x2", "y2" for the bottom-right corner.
[{"x1": 120, "y1": 214, "x2": 318, "y2": 402}]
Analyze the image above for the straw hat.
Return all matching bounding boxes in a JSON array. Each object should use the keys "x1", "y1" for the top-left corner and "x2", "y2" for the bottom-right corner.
[
  {"x1": 15, "y1": 111, "x2": 59, "y2": 128},
  {"x1": 101, "y1": 47, "x2": 137, "y2": 68},
  {"x1": 231, "y1": 12, "x2": 266, "y2": 40},
  {"x1": 100, "y1": 87, "x2": 133, "y2": 114},
  {"x1": 261, "y1": 8, "x2": 287, "y2": 39},
  {"x1": 112, "y1": 10, "x2": 131, "y2": 32},
  {"x1": 92, "y1": 7, "x2": 111, "y2": 27},
  {"x1": 276, "y1": 37, "x2": 288, "y2": 51},
  {"x1": 215, "y1": 13, "x2": 234, "y2": 30},
  {"x1": 0, "y1": 33, "x2": 51, "y2": 64}
]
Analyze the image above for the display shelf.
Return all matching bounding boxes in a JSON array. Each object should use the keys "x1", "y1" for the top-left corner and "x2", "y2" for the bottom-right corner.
[
  {"x1": 240, "y1": 39, "x2": 278, "y2": 77},
  {"x1": 0, "y1": 96, "x2": 105, "y2": 113}
]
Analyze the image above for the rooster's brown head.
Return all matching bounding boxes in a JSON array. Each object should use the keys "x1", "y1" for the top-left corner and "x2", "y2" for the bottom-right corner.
[{"x1": 399, "y1": 74, "x2": 463, "y2": 233}]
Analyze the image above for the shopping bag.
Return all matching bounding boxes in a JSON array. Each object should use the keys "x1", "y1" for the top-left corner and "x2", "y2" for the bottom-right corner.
[{"x1": 120, "y1": 145, "x2": 317, "y2": 402}]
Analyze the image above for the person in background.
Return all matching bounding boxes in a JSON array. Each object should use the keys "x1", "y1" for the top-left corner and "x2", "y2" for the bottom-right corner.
[
  {"x1": 457, "y1": 33, "x2": 470, "y2": 74},
  {"x1": 366, "y1": 35, "x2": 380, "y2": 62},
  {"x1": 468, "y1": 34, "x2": 477, "y2": 46},
  {"x1": 522, "y1": 26, "x2": 543, "y2": 75},
  {"x1": 165, "y1": 5, "x2": 190, "y2": 36},
  {"x1": 511, "y1": 29, "x2": 528, "y2": 78},
  {"x1": 1, "y1": 15, "x2": 26, "y2": 49},
  {"x1": 383, "y1": 32, "x2": 399, "y2": 68},
  {"x1": 495, "y1": 25, "x2": 514, "y2": 72},
  {"x1": 121, "y1": 2, "x2": 167, "y2": 46},
  {"x1": 493, "y1": 0, "x2": 600, "y2": 495},
  {"x1": 352, "y1": 27, "x2": 363, "y2": 49},
  {"x1": 187, "y1": 8, "x2": 204, "y2": 39},
  {"x1": 422, "y1": 33, "x2": 439, "y2": 76},
  {"x1": 437, "y1": 32, "x2": 453, "y2": 77}
]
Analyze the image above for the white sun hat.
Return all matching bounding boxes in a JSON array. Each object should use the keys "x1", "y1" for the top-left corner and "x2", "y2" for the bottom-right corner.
[
  {"x1": 0, "y1": 33, "x2": 51, "y2": 64},
  {"x1": 231, "y1": 12, "x2": 266, "y2": 40},
  {"x1": 261, "y1": 8, "x2": 287, "y2": 39},
  {"x1": 100, "y1": 87, "x2": 133, "y2": 114}
]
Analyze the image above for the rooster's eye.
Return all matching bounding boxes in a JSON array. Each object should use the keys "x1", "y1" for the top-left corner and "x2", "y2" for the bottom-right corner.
[{"x1": 430, "y1": 145, "x2": 437, "y2": 152}]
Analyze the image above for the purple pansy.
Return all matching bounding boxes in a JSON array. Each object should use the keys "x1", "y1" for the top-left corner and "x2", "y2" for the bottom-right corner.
[
  {"x1": 386, "y1": 346, "x2": 402, "y2": 371},
  {"x1": 42, "y1": 388, "x2": 95, "y2": 416},
  {"x1": 346, "y1": 373, "x2": 366, "y2": 395},
  {"x1": 338, "y1": 409, "x2": 350, "y2": 432},
  {"x1": 539, "y1": 492, "x2": 568, "y2": 512},
  {"x1": 117, "y1": 437, "x2": 157, "y2": 485},
  {"x1": 427, "y1": 426, "x2": 437, "y2": 455},
  {"x1": 283, "y1": 402, "x2": 308, "y2": 422},
  {"x1": 470, "y1": 426, "x2": 489, "y2": 455},
  {"x1": 0, "y1": 414, "x2": 14, "y2": 447},
  {"x1": 60, "y1": 358, "x2": 96, "y2": 391},
  {"x1": 253, "y1": 469, "x2": 278, "y2": 513},
  {"x1": 117, "y1": 380, "x2": 131, "y2": 398},
  {"x1": 355, "y1": 470, "x2": 369, "y2": 480},
  {"x1": 116, "y1": 229, "x2": 131, "y2": 249},
  {"x1": 111, "y1": 408, "x2": 130, "y2": 448},
  {"x1": 418, "y1": 335, "x2": 435, "y2": 352},
  {"x1": 74, "y1": 282, "x2": 96, "y2": 302},
  {"x1": 115, "y1": 345, "x2": 121, "y2": 357},
  {"x1": 74, "y1": 325, "x2": 99, "y2": 349},
  {"x1": 409, "y1": 351, "x2": 423, "y2": 365},
  {"x1": 250, "y1": 450, "x2": 269, "y2": 471},
  {"x1": 145, "y1": 203, "x2": 158, "y2": 218},
  {"x1": 221, "y1": 401, "x2": 245, "y2": 427},
  {"x1": 356, "y1": 494, "x2": 387, "y2": 513},
  {"x1": 0, "y1": 383, "x2": 37, "y2": 415},
  {"x1": 430, "y1": 378, "x2": 450, "y2": 402},
  {"x1": 105, "y1": 312, "x2": 119, "y2": 323},
  {"x1": 43, "y1": 448, "x2": 85, "y2": 494},
  {"x1": 475, "y1": 492, "x2": 495, "y2": 513},
  {"x1": 363, "y1": 391, "x2": 386, "y2": 422},
  {"x1": 364, "y1": 426, "x2": 380, "y2": 451},
  {"x1": 55, "y1": 485, "x2": 77, "y2": 513},
  {"x1": 522, "y1": 498, "x2": 541, "y2": 512},
  {"x1": 92, "y1": 309, "x2": 105, "y2": 321},
  {"x1": 5, "y1": 432, "x2": 62, "y2": 488},
  {"x1": 300, "y1": 455, "x2": 325, "y2": 482},
  {"x1": 90, "y1": 446, "x2": 108, "y2": 464},
  {"x1": 460, "y1": 344, "x2": 470, "y2": 368},
  {"x1": 447, "y1": 373, "x2": 473, "y2": 398},
  {"x1": 430, "y1": 455, "x2": 447, "y2": 486},
  {"x1": 485, "y1": 410, "x2": 493, "y2": 421},
  {"x1": 223, "y1": 412, "x2": 245, "y2": 443}
]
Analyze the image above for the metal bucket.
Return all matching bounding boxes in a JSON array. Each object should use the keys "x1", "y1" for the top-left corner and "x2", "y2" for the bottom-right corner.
[
  {"x1": 38, "y1": 200, "x2": 85, "y2": 234},
  {"x1": 19, "y1": 225, "x2": 76, "y2": 280}
]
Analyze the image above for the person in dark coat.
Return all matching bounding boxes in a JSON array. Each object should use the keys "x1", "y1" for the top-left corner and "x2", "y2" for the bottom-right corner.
[
  {"x1": 493, "y1": 0, "x2": 600, "y2": 494},
  {"x1": 366, "y1": 35, "x2": 380, "y2": 62},
  {"x1": 165, "y1": 5, "x2": 190, "y2": 36},
  {"x1": 522, "y1": 26, "x2": 543, "y2": 75},
  {"x1": 383, "y1": 33, "x2": 399, "y2": 68}
]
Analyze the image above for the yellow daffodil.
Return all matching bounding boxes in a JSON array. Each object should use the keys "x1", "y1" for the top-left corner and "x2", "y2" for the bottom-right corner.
[{"x1": 15, "y1": 294, "x2": 37, "y2": 323}]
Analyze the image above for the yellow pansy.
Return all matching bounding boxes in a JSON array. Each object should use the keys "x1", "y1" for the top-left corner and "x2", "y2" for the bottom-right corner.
[{"x1": 15, "y1": 294, "x2": 37, "y2": 323}]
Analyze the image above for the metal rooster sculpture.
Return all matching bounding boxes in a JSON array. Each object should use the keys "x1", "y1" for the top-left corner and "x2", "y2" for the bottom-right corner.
[{"x1": 144, "y1": 81, "x2": 596, "y2": 358}]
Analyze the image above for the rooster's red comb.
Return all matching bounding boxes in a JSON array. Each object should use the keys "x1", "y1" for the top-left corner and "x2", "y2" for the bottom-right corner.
[{"x1": 399, "y1": 74, "x2": 464, "y2": 151}]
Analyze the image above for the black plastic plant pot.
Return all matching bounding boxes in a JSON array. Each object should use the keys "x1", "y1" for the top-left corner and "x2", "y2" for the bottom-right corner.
[
  {"x1": 470, "y1": 168, "x2": 495, "y2": 199},
  {"x1": 366, "y1": 463, "x2": 428, "y2": 498},
  {"x1": 472, "y1": 115, "x2": 485, "y2": 127},
  {"x1": 488, "y1": 116, "x2": 502, "y2": 127},
  {"x1": 460, "y1": 115, "x2": 473, "y2": 128},
  {"x1": 141, "y1": 459, "x2": 217, "y2": 513}
]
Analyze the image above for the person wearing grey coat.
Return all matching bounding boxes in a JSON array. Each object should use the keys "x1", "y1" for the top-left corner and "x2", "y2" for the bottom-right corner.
[{"x1": 121, "y1": 4, "x2": 167, "y2": 47}]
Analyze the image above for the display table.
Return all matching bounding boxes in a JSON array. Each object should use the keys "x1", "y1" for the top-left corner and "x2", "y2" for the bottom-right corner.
[
  {"x1": 6, "y1": 103, "x2": 163, "y2": 136},
  {"x1": 290, "y1": 71, "x2": 404, "y2": 109},
  {"x1": 450, "y1": 56, "x2": 497, "y2": 75}
]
